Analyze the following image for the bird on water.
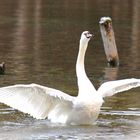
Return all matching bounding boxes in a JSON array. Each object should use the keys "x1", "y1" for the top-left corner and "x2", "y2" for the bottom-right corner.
[
  {"x1": 0, "y1": 62, "x2": 5, "y2": 75},
  {"x1": 0, "y1": 31, "x2": 139, "y2": 125}
]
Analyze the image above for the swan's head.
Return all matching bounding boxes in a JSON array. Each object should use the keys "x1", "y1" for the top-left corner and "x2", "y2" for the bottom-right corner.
[{"x1": 80, "y1": 31, "x2": 93, "y2": 44}]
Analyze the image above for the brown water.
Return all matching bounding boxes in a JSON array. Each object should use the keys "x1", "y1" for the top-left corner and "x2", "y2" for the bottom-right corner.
[{"x1": 0, "y1": 0, "x2": 140, "y2": 139}]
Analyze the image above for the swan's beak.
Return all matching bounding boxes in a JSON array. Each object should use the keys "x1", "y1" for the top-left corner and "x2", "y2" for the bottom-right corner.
[
  {"x1": 87, "y1": 32, "x2": 93, "y2": 39},
  {"x1": 89, "y1": 33, "x2": 93, "y2": 39}
]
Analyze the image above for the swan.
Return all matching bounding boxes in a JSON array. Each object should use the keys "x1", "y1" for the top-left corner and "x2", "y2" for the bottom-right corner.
[{"x1": 0, "y1": 31, "x2": 140, "y2": 125}]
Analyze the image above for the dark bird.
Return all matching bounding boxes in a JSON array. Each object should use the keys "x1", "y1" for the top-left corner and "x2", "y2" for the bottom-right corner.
[{"x1": 0, "y1": 62, "x2": 5, "y2": 74}]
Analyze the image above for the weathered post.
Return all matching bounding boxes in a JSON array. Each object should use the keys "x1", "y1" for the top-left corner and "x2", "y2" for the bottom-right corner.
[{"x1": 99, "y1": 17, "x2": 119, "y2": 67}]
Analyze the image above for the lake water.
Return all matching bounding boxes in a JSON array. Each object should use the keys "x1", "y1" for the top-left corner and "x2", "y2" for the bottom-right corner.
[{"x1": 0, "y1": 0, "x2": 140, "y2": 139}]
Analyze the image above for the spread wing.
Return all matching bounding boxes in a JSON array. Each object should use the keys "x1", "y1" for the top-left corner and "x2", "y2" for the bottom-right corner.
[
  {"x1": 0, "y1": 84, "x2": 75, "y2": 119},
  {"x1": 98, "y1": 78, "x2": 140, "y2": 98}
]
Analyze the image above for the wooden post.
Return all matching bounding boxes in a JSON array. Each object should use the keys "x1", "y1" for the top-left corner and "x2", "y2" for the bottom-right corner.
[{"x1": 99, "y1": 17, "x2": 119, "y2": 67}]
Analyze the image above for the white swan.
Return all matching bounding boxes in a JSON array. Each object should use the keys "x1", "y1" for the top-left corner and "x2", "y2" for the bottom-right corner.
[{"x1": 0, "y1": 31, "x2": 140, "y2": 125}]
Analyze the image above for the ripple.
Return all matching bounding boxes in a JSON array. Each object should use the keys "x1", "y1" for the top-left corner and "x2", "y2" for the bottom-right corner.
[
  {"x1": 0, "y1": 107, "x2": 15, "y2": 115},
  {"x1": 100, "y1": 108, "x2": 140, "y2": 116}
]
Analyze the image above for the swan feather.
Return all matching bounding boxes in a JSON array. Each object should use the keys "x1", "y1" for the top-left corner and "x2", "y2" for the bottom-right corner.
[{"x1": 0, "y1": 83, "x2": 74, "y2": 119}]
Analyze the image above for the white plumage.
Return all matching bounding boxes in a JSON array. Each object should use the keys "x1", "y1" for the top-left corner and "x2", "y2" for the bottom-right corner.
[{"x1": 0, "y1": 31, "x2": 140, "y2": 125}]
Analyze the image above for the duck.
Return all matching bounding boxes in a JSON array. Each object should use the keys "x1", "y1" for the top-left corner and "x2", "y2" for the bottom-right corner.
[
  {"x1": 0, "y1": 62, "x2": 5, "y2": 75},
  {"x1": 0, "y1": 31, "x2": 139, "y2": 125}
]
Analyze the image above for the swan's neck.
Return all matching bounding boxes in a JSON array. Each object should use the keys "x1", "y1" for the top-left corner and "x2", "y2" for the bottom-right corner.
[
  {"x1": 76, "y1": 41, "x2": 87, "y2": 78},
  {"x1": 76, "y1": 40, "x2": 96, "y2": 98}
]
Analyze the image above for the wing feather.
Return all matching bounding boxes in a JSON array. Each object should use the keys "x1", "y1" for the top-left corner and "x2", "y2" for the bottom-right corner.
[
  {"x1": 0, "y1": 84, "x2": 75, "y2": 119},
  {"x1": 98, "y1": 78, "x2": 140, "y2": 98}
]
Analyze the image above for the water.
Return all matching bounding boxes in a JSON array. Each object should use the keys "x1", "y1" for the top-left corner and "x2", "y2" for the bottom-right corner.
[{"x1": 0, "y1": 0, "x2": 140, "y2": 139}]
